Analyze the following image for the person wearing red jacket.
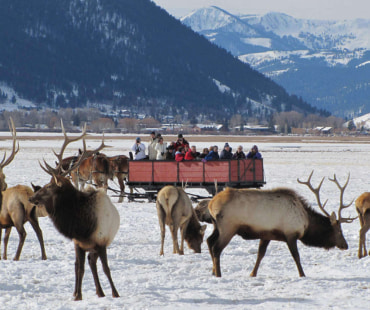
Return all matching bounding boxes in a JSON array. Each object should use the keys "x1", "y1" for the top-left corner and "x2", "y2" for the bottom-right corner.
[
  {"x1": 185, "y1": 145, "x2": 200, "y2": 161},
  {"x1": 174, "y1": 133, "x2": 189, "y2": 151},
  {"x1": 175, "y1": 147, "x2": 186, "y2": 162}
]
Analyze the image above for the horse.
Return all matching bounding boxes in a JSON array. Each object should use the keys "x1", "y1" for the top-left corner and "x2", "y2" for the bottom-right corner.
[
  {"x1": 70, "y1": 153, "x2": 112, "y2": 192},
  {"x1": 108, "y1": 155, "x2": 129, "y2": 203}
]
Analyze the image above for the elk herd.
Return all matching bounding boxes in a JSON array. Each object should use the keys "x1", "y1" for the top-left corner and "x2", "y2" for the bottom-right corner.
[{"x1": 1, "y1": 117, "x2": 370, "y2": 301}]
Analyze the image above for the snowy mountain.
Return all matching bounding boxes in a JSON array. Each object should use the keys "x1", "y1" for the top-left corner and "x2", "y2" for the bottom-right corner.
[
  {"x1": 0, "y1": 0, "x2": 323, "y2": 121},
  {"x1": 181, "y1": 7, "x2": 370, "y2": 117}
]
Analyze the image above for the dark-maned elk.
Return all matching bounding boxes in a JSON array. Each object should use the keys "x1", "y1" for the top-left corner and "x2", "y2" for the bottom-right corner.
[
  {"x1": 355, "y1": 192, "x2": 370, "y2": 258},
  {"x1": 207, "y1": 171, "x2": 355, "y2": 277},
  {"x1": 0, "y1": 119, "x2": 47, "y2": 261},
  {"x1": 70, "y1": 150, "x2": 111, "y2": 192},
  {"x1": 108, "y1": 155, "x2": 129, "y2": 203},
  {"x1": 156, "y1": 185, "x2": 206, "y2": 255},
  {"x1": 29, "y1": 121, "x2": 119, "y2": 301}
]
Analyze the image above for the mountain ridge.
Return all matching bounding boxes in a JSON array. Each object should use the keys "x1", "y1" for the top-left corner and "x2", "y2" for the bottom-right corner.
[{"x1": 181, "y1": 6, "x2": 370, "y2": 117}]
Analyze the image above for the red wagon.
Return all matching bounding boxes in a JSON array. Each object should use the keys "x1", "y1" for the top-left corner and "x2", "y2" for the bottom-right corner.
[{"x1": 126, "y1": 158, "x2": 265, "y2": 201}]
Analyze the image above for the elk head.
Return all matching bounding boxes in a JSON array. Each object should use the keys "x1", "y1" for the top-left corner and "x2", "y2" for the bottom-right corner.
[
  {"x1": 0, "y1": 117, "x2": 19, "y2": 191},
  {"x1": 297, "y1": 170, "x2": 356, "y2": 250}
]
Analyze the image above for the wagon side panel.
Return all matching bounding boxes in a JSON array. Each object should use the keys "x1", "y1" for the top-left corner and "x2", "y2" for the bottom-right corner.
[
  {"x1": 179, "y1": 161, "x2": 204, "y2": 183},
  {"x1": 153, "y1": 161, "x2": 178, "y2": 182},
  {"x1": 128, "y1": 161, "x2": 153, "y2": 182},
  {"x1": 204, "y1": 161, "x2": 230, "y2": 183}
]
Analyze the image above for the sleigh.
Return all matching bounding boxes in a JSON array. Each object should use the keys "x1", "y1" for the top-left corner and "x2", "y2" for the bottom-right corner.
[{"x1": 125, "y1": 158, "x2": 265, "y2": 201}]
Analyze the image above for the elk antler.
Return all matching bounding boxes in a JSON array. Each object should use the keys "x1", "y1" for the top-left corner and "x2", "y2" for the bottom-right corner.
[
  {"x1": 328, "y1": 173, "x2": 357, "y2": 223},
  {"x1": 40, "y1": 120, "x2": 107, "y2": 177},
  {"x1": 0, "y1": 117, "x2": 19, "y2": 170},
  {"x1": 297, "y1": 170, "x2": 330, "y2": 217}
]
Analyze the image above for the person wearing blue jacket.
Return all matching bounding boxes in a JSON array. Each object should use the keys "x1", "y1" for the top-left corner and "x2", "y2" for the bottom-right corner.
[
  {"x1": 204, "y1": 145, "x2": 219, "y2": 161},
  {"x1": 246, "y1": 145, "x2": 262, "y2": 159}
]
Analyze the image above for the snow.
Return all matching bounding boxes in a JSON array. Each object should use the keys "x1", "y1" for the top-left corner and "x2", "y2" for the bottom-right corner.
[
  {"x1": 212, "y1": 79, "x2": 231, "y2": 94},
  {"x1": 356, "y1": 60, "x2": 370, "y2": 68},
  {"x1": 351, "y1": 113, "x2": 370, "y2": 129},
  {"x1": 238, "y1": 50, "x2": 309, "y2": 67},
  {"x1": 1, "y1": 134, "x2": 370, "y2": 309},
  {"x1": 0, "y1": 83, "x2": 37, "y2": 111},
  {"x1": 240, "y1": 37, "x2": 271, "y2": 49}
]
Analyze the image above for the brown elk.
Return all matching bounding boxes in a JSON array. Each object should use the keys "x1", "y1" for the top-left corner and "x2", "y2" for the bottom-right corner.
[
  {"x1": 108, "y1": 155, "x2": 129, "y2": 203},
  {"x1": 207, "y1": 171, "x2": 355, "y2": 277},
  {"x1": 29, "y1": 121, "x2": 119, "y2": 301},
  {"x1": 355, "y1": 192, "x2": 370, "y2": 258},
  {"x1": 0, "y1": 118, "x2": 47, "y2": 261},
  {"x1": 156, "y1": 185, "x2": 206, "y2": 255},
  {"x1": 1, "y1": 184, "x2": 48, "y2": 260}
]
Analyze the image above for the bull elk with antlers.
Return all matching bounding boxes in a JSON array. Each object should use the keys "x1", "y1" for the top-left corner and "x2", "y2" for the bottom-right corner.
[
  {"x1": 207, "y1": 171, "x2": 355, "y2": 277},
  {"x1": 29, "y1": 121, "x2": 120, "y2": 301},
  {"x1": 0, "y1": 118, "x2": 48, "y2": 261}
]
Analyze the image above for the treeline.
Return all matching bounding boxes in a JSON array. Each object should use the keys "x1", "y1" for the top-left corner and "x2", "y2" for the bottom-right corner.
[{"x1": 0, "y1": 108, "x2": 346, "y2": 134}]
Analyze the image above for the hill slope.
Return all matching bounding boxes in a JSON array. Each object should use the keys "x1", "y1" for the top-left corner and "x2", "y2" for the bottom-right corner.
[{"x1": 0, "y1": 0, "x2": 324, "y2": 121}]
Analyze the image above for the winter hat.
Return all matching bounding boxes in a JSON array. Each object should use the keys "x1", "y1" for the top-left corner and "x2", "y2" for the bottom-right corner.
[
  {"x1": 178, "y1": 133, "x2": 183, "y2": 138},
  {"x1": 252, "y1": 145, "x2": 258, "y2": 152},
  {"x1": 136, "y1": 137, "x2": 141, "y2": 142},
  {"x1": 224, "y1": 143, "x2": 230, "y2": 148}
]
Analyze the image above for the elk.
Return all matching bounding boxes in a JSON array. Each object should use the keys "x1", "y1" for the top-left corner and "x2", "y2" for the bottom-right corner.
[
  {"x1": 0, "y1": 118, "x2": 47, "y2": 261},
  {"x1": 156, "y1": 185, "x2": 206, "y2": 255},
  {"x1": 207, "y1": 171, "x2": 355, "y2": 277},
  {"x1": 354, "y1": 192, "x2": 370, "y2": 258},
  {"x1": 29, "y1": 121, "x2": 120, "y2": 301},
  {"x1": 108, "y1": 155, "x2": 129, "y2": 203},
  {"x1": 1, "y1": 184, "x2": 48, "y2": 260}
]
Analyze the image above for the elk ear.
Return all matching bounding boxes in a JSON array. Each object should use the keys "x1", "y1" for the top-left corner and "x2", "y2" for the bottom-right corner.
[{"x1": 330, "y1": 212, "x2": 337, "y2": 225}]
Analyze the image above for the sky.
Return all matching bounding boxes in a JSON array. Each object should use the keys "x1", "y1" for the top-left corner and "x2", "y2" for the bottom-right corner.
[{"x1": 152, "y1": 0, "x2": 370, "y2": 20}]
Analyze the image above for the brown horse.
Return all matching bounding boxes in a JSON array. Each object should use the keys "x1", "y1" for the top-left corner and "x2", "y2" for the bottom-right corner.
[
  {"x1": 71, "y1": 153, "x2": 112, "y2": 192},
  {"x1": 108, "y1": 155, "x2": 129, "y2": 202}
]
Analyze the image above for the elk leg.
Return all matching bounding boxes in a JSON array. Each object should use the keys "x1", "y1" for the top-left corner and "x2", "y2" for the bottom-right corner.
[
  {"x1": 97, "y1": 246, "x2": 119, "y2": 298},
  {"x1": 208, "y1": 227, "x2": 235, "y2": 277},
  {"x1": 359, "y1": 213, "x2": 370, "y2": 258},
  {"x1": 170, "y1": 222, "x2": 181, "y2": 255},
  {"x1": 3, "y1": 227, "x2": 12, "y2": 260},
  {"x1": 156, "y1": 203, "x2": 166, "y2": 256},
  {"x1": 179, "y1": 220, "x2": 190, "y2": 255},
  {"x1": 207, "y1": 225, "x2": 219, "y2": 275},
  {"x1": 250, "y1": 239, "x2": 270, "y2": 277},
  {"x1": 286, "y1": 237, "x2": 305, "y2": 277},
  {"x1": 28, "y1": 212, "x2": 47, "y2": 260},
  {"x1": 13, "y1": 223, "x2": 26, "y2": 261},
  {"x1": 88, "y1": 251, "x2": 105, "y2": 297},
  {"x1": 74, "y1": 244, "x2": 86, "y2": 301}
]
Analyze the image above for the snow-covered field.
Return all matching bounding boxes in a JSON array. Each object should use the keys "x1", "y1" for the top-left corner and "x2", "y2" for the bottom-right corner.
[{"x1": 1, "y1": 134, "x2": 370, "y2": 310}]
